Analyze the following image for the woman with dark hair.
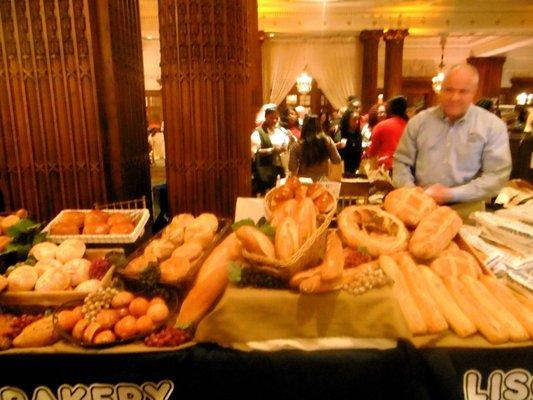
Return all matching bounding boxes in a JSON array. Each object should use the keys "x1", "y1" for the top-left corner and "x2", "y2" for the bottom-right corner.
[
  {"x1": 361, "y1": 103, "x2": 387, "y2": 149},
  {"x1": 364, "y1": 95, "x2": 408, "y2": 170},
  {"x1": 288, "y1": 114, "x2": 341, "y2": 181},
  {"x1": 338, "y1": 109, "x2": 363, "y2": 174},
  {"x1": 280, "y1": 106, "x2": 301, "y2": 140}
]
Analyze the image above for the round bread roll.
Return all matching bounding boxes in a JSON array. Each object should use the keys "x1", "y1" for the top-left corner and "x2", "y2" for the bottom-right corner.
[
  {"x1": 83, "y1": 223, "x2": 110, "y2": 235},
  {"x1": 144, "y1": 239, "x2": 175, "y2": 261},
  {"x1": 7, "y1": 266, "x2": 38, "y2": 291},
  {"x1": 62, "y1": 258, "x2": 91, "y2": 286},
  {"x1": 123, "y1": 255, "x2": 152, "y2": 276},
  {"x1": 159, "y1": 256, "x2": 191, "y2": 284},
  {"x1": 1, "y1": 215, "x2": 20, "y2": 232},
  {"x1": 35, "y1": 268, "x2": 71, "y2": 291},
  {"x1": 75, "y1": 279, "x2": 103, "y2": 292},
  {"x1": 50, "y1": 222, "x2": 80, "y2": 235},
  {"x1": 161, "y1": 225, "x2": 185, "y2": 246},
  {"x1": 383, "y1": 187, "x2": 437, "y2": 228},
  {"x1": 84, "y1": 210, "x2": 109, "y2": 226},
  {"x1": 109, "y1": 222, "x2": 135, "y2": 234},
  {"x1": 31, "y1": 242, "x2": 58, "y2": 261},
  {"x1": 313, "y1": 191, "x2": 335, "y2": 214},
  {"x1": 15, "y1": 209, "x2": 28, "y2": 219},
  {"x1": 35, "y1": 259, "x2": 63, "y2": 277},
  {"x1": 107, "y1": 213, "x2": 133, "y2": 226},
  {"x1": 169, "y1": 213, "x2": 195, "y2": 230},
  {"x1": 184, "y1": 223, "x2": 214, "y2": 247},
  {"x1": 171, "y1": 241, "x2": 204, "y2": 262},
  {"x1": 194, "y1": 213, "x2": 218, "y2": 234},
  {"x1": 60, "y1": 211, "x2": 85, "y2": 228},
  {"x1": 56, "y1": 239, "x2": 86, "y2": 264}
]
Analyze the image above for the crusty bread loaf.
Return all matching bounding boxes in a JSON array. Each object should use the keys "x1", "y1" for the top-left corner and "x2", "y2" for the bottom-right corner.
[
  {"x1": 444, "y1": 276, "x2": 509, "y2": 344},
  {"x1": 295, "y1": 197, "x2": 317, "y2": 244},
  {"x1": 383, "y1": 187, "x2": 437, "y2": 228},
  {"x1": 13, "y1": 316, "x2": 59, "y2": 348},
  {"x1": 379, "y1": 255, "x2": 427, "y2": 335},
  {"x1": 338, "y1": 206, "x2": 409, "y2": 257},
  {"x1": 235, "y1": 225, "x2": 275, "y2": 259},
  {"x1": 392, "y1": 253, "x2": 448, "y2": 334},
  {"x1": 275, "y1": 217, "x2": 300, "y2": 260},
  {"x1": 320, "y1": 231, "x2": 345, "y2": 282},
  {"x1": 409, "y1": 206, "x2": 462, "y2": 260},
  {"x1": 430, "y1": 249, "x2": 482, "y2": 279},
  {"x1": 420, "y1": 266, "x2": 476, "y2": 338}
]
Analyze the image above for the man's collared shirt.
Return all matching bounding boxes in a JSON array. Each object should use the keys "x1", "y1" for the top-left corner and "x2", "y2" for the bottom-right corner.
[{"x1": 393, "y1": 105, "x2": 511, "y2": 202}]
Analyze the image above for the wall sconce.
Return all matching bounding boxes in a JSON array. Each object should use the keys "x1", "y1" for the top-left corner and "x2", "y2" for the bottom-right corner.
[{"x1": 296, "y1": 71, "x2": 313, "y2": 95}]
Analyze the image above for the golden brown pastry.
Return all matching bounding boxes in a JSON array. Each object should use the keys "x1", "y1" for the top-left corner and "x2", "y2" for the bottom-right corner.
[
  {"x1": 194, "y1": 213, "x2": 218, "y2": 234},
  {"x1": 319, "y1": 231, "x2": 345, "y2": 282},
  {"x1": 50, "y1": 222, "x2": 80, "y2": 235},
  {"x1": 295, "y1": 197, "x2": 317, "y2": 244},
  {"x1": 59, "y1": 211, "x2": 85, "y2": 228},
  {"x1": 409, "y1": 206, "x2": 462, "y2": 261},
  {"x1": 144, "y1": 239, "x2": 174, "y2": 261},
  {"x1": 270, "y1": 198, "x2": 298, "y2": 227},
  {"x1": 84, "y1": 210, "x2": 109, "y2": 226},
  {"x1": 109, "y1": 222, "x2": 135, "y2": 234},
  {"x1": 159, "y1": 256, "x2": 192, "y2": 284},
  {"x1": 13, "y1": 316, "x2": 59, "y2": 348},
  {"x1": 338, "y1": 206, "x2": 409, "y2": 257},
  {"x1": 0, "y1": 215, "x2": 20, "y2": 231},
  {"x1": 83, "y1": 222, "x2": 110, "y2": 235},
  {"x1": 107, "y1": 213, "x2": 133, "y2": 226},
  {"x1": 383, "y1": 187, "x2": 437, "y2": 228},
  {"x1": 172, "y1": 241, "x2": 204, "y2": 262},
  {"x1": 275, "y1": 217, "x2": 300, "y2": 260}
]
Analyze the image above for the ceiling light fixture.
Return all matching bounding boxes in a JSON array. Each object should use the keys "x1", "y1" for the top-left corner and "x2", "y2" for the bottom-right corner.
[
  {"x1": 432, "y1": 34, "x2": 447, "y2": 94},
  {"x1": 296, "y1": 71, "x2": 313, "y2": 94}
]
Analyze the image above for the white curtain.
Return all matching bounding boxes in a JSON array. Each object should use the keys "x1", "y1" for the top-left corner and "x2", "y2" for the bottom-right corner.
[{"x1": 262, "y1": 38, "x2": 362, "y2": 109}]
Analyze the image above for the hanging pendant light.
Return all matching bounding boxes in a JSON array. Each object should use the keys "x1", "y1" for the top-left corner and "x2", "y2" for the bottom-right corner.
[
  {"x1": 296, "y1": 71, "x2": 313, "y2": 95},
  {"x1": 432, "y1": 35, "x2": 448, "y2": 93}
]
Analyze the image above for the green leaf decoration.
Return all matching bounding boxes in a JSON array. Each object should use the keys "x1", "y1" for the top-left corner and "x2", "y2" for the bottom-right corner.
[
  {"x1": 105, "y1": 251, "x2": 128, "y2": 269},
  {"x1": 227, "y1": 261, "x2": 243, "y2": 283},
  {"x1": 231, "y1": 218, "x2": 256, "y2": 231},
  {"x1": 357, "y1": 246, "x2": 370, "y2": 257},
  {"x1": 259, "y1": 223, "x2": 276, "y2": 239},
  {"x1": 5, "y1": 219, "x2": 41, "y2": 239}
]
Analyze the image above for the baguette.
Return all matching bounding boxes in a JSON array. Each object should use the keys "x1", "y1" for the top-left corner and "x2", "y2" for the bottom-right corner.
[
  {"x1": 176, "y1": 233, "x2": 242, "y2": 327},
  {"x1": 295, "y1": 197, "x2": 317, "y2": 244},
  {"x1": 275, "y1": 217, "x2": 300, "y2": 260},
  {"x1": 479, "y1": 276, "x2": 533, "y2": 337},
  {"x1": 235, "y1": 225, "x2": 275, "y2": 259},
  {"x1": 270, "y1": 199, "x2": 298, "y2": 227},
  {"x1": 460, "y1": 275, "x2": 529, "y2": 342},
  {"x1": 320, "y1": 231, "x2": 345, "y2": 282},
  {"x1": 420, "y1": 266, "x2": 476, "y2": 338},
  {"x1": 299, "y1": 274, "x2": 343, "y2": 294},
  {"x1": 393, "y1": 253, "x2": 448, "y2": 333},
  {"x1": 379, "y1": 255, "x2": 427, "y2": 335},
  {"x1": 444, "y1": 276, "x2": 509, "y2": 344}
]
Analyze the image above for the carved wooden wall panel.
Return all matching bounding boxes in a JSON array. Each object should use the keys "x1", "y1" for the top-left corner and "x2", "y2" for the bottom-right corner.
[
  {"x1": 159, "y1": 0, "x2": 256, "y2": 217},
  {"x1": 0, "y1": 0, "x2": 150, "y2": 220}
]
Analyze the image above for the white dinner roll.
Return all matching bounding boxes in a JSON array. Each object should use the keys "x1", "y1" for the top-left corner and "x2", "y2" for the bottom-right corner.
[
  {"x1": 34, "y1": 268, "x2": 71, "y2": 292},
  {"x1": 7, "y1": 266, "x2": 38, "y2": 292},
  {"x1": 34, "y1": 259, "x2": 63, "y2": 277},
  {"x1": 56, "y1": 239, "x2": 86, "y2": 264},
  {"x1": 61, "y1": 258, "x2": 91, "y2": 287},
  {"x1": 30, "y1": 242, "x2": 58, "y2": 261}
]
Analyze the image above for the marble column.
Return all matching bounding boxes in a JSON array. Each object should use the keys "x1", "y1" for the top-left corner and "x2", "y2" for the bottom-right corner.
[
  {"x1": 359, "y1": 30, "x2": 383, "y2": 113},
  {"x1": 383, "y1": 29, "x2": 409, "y2": 100}
]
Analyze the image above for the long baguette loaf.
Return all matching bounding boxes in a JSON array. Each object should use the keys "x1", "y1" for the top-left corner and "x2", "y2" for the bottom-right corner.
[
  {"x1": 392, "y1": 252, "x2": 448, "y2": 333},
  {"x1": 479, "y1": 275, "x2": 533, "y2": 338},
  {"x1": 379, "y1": 255, "x2": 427, "y2": 335},
  {"x1": 235, "y1": 225, "x2": 275, "y2": 259},
  {"x1": 420, "y1": 266, "x2": 476, "y2": 338},
  {"x1": 176, "y1": 233, "x2": 242, "y2": 327},
  {"x1": 320, "y1": 231, "x2": 345, "y2": 282},
  {"x1": 299, "y1": 274, "x2": 343, "y2": 294},
  {"x1": 460, "y1": 275, "x2": 529, "y2": 342},
  {"x1": 409, "y1": 206, "x2": 462, "y2": 260},
  {"x1": 444, "y1": 276, "x2": 509, "y2": 344}
]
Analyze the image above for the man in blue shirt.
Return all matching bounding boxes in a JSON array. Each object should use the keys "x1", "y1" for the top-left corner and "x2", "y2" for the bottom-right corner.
[{"x1": 393, "y1": 64, "x2": 511, "y2": 204}]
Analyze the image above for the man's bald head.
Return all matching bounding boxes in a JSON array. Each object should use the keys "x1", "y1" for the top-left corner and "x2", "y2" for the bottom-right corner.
[{"x1": 440, "y1": 64, "x2": 480, "y2": 122}]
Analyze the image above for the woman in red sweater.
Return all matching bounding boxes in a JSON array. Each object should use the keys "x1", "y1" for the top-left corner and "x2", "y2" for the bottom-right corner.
[{"x1": 364, "y1": 96, "x2": 409, "y2": 170}]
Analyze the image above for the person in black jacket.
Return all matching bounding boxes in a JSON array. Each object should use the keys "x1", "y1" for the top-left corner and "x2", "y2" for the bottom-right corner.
[{"x1": 338, "y1": 108, "x2": 363, "y2": 174}]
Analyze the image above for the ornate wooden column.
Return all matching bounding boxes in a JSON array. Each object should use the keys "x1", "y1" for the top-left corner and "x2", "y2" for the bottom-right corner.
[
  {"x1": 383, "y1": 29, "x2": 408, "y2": 100},
  {"x1": 467, "y1": 56, "x2": 506, "y2": 100},
  {"x1": 359, "y1": 30, "x2": 382, "y2": 113},
  {"x1": 0, "y1": 0, "x2": 150, "y2": 221},
  {"x1": 159, "y1": 0, "x2": 254, "y2": 217}
]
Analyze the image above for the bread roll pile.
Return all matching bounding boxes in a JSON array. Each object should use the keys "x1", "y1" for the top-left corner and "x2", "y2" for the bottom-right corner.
[
  {"x1": 50, "y1": 210, "x2": 136, "y2": 236},
  {"x1": 0, "y1": 209, "x2": 28, "y2": 252},
  {"x1": 123, "y1": 213, "x2": 219, "y2": 284}
]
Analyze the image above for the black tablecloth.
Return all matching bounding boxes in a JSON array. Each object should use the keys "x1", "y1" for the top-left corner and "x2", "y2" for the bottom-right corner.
[{"x1": 0, "y1": 341, "x2": 531, "y2": 400}]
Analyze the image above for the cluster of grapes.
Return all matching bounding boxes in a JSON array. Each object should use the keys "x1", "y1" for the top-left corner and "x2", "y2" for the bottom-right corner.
[
  {"x1": 89, "y1": 258, "x2": 112, "y2": 280},
  {"x1": 238, "y1": 267, "x2": 287, "y2": 289},
  {"x1": 82, "y1": 287, "x2": 119, "y2": 321},
  {"x1": 344, "y1": 249, "x2": 372, "y2": 269},
  {"x1": 342, "y1": 266, "x2": 392, "y2": 296},
  {"x1": 10, "y1": 314, "x2": 44, "y2": 337},
  {"x1": 144, "y1": 326, "x2": 190, "y2": 347}
]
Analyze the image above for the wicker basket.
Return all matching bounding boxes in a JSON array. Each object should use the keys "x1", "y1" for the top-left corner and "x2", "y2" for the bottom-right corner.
[{"x1": 242, "y1": 205, "x2": 336, "y2": 280}]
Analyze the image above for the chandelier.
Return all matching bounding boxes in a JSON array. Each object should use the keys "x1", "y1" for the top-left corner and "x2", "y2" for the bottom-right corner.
[
  {"x1": 296, "y1": 71, "x2": 313, "y2": 94},
  {"x1": 432, "y1": 35, "x2": 448, "y2": 93}
]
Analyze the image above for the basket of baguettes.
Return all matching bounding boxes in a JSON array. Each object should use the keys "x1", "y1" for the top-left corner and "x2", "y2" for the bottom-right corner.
[
  {"x1": 238, "y1": 178, "x2": 337, "y2": 280},
  {"x1": 328, "y1": 186, "x2": 533, "y2": 345}
]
